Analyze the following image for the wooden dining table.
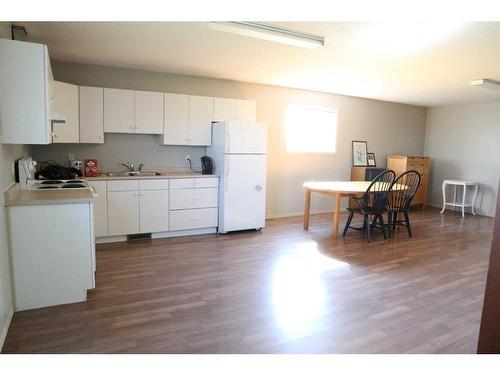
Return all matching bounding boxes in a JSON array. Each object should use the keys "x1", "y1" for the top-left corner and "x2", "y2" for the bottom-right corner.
[{"x1": 304, "y1": 180, "x2": 406, "y2": 239}]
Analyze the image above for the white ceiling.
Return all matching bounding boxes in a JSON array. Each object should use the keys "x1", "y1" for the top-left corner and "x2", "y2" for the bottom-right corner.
[{"x1": 19, "y1": 21, "x2": 500, "y2": 107}]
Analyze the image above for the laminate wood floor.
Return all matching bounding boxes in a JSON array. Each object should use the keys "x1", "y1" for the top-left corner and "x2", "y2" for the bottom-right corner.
[{"x1": 2, "y1": 208, "x2": 493, "y2": 353}]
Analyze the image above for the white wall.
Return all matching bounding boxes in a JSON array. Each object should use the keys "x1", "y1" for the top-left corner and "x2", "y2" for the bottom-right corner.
[
  {"x1": 0, "y1": 22, "x2": 29, "y2": 349},
  {"x1": 32, "y1": 61, "x2": 427, "y2": 218},
  {"x1": 425, "y1": 102, "x2": 500, "y2": 217}
]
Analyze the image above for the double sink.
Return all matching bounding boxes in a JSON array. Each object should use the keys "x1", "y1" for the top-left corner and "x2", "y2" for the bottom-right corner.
[{"x1": 103, "y1": 171, "x2": 162, "y2": 177}]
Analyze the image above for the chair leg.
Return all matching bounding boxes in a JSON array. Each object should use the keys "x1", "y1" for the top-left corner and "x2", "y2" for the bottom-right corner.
[
  {"x1": 404, "y1": 211, "x2": 412, "y2": 237},
  {"x1": 379, "y1": 215, "x2": 387, "y2": 240},
  {"x1": 343, "y1": 211, "x2": 354, "y2": 237},
  {"x1": 387, "y1": 212, "x2": 392, "y2": 238},
  {"x1": 392, "y1": 212, "x2": 398, "y2": 231},
  {"x1": 364, "y1": 214, "x2": 371, "y2": 243}
]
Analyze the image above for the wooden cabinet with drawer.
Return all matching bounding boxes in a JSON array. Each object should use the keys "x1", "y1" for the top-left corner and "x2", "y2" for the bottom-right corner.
[{"x1": 387, "y1": 154, "x2": 430, "y2": 206}]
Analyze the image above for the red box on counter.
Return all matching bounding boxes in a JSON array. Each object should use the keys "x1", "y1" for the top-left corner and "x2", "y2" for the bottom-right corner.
[{"x1": 84, "y1": 159, "x2": 99, "y2": 177}]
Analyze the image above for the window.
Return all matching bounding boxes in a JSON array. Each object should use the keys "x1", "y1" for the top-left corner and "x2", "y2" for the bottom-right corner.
[{"x1": 285, "y1": 104, "x2": 337, "y2": 153}]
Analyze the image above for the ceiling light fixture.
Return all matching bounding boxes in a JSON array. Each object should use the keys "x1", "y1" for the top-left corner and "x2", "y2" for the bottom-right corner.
[
  {"x1": 470, "y1": 79, "x2": 500, "y2": 90},
  {"x1": 206, "y1": 22, "x2": 325, "y2": 49}
]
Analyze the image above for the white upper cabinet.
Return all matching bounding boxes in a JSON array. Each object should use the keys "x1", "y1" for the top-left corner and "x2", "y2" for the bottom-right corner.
[
  {"x1": 0, "y1": 39, "x2": 52, "y2": 144},
  {"x1": 52, "y1": 81, "x2": 79, "y2": 143},
  {"x1": 188, "y1": 95, "x2": 214, "y2": 146},
  {"x1": 214, "y1": 98, "x2": 238, "y2": 122},
  {"x1": 134, "y1": 91, "x2": 164, "y2": 134},
  {"x1": 104, "y1": 88, "x2": 135, "y2": 133},
  {"x1": 163, "y1": 93, "x2": 189, "y2": 145},
  {"x1": 213, "y1": 97, "x2": 257, "y2": 123},
  {"x1": 79, "y1": 86, "x2": 104, "y2": 144}
]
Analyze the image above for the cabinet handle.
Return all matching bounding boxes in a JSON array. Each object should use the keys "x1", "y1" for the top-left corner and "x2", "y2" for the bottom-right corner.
[{"x1": 255, "y1": 184, "x2": 262, "y2": 192}]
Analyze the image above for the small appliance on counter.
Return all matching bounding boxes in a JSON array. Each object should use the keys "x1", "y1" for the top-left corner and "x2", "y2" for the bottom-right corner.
[{"x1": 201, "y1": 155, "x2": 214, "y2": 175}]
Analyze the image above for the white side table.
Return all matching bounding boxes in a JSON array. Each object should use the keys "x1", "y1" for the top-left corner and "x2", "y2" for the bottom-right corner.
[{"x1": 440, "y1": 179, "x2": 479, "y2": 217}]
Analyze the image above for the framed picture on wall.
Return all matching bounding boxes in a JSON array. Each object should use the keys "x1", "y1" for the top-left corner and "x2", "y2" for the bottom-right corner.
[
  {"x1": 352, "y1": 141, "x2": 368, "y2": 166},
  {"x1": 367, "y1": 153, "x2": 376, "y2": 167}
]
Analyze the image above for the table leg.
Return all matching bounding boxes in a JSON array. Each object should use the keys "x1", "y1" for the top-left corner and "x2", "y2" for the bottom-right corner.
[
  {"x1": 471, "y1": 183, "x2": 479, "y2": 215},
  {"x1": 332, "y1": 193, "x2": 341, "y2": 240},
  {"x1": 462, "y1": 183, "x2": 466, "y2": 218},
  {"x1": 440, "y1": 181, "x2": 447, "y2": 214},
  {"x1": 303, "y1": 189, "x2": 311, "y2": 230}
]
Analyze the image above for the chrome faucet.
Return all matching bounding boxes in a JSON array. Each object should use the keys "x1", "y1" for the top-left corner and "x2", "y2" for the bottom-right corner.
[
  {"x1": 138, "y1": 163, "x2": 144, "y2": 172},
  {"x1": 120, "y1": 162, "x2": 135, "y2": 172}
]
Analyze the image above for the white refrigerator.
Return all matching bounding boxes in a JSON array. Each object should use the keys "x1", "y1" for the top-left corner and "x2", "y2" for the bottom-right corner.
[{"x1": 207, "y1": 121, "x2": 267, "y2": 233}]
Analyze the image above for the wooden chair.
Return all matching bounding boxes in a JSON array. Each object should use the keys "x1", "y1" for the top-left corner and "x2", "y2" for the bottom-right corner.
[
  {"x1": 386, "y1": 170, "x2": 421, "y2": 237},
  {"x1": 343, "y1": 170, "x2": 396, "y2": 243}
]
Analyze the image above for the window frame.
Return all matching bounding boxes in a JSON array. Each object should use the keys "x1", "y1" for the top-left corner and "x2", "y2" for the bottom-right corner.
[{"x1": 284, "y1": 104, "x2": 339, "y2": 155}]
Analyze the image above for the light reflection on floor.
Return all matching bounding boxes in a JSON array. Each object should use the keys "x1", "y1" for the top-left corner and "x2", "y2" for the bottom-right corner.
[{"x1": 271, "y1": 241, "x2": 350, "y2": 339}]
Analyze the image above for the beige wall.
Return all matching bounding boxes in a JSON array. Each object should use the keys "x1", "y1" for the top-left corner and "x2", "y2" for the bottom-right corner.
[
  {"x1": 425, "y1": 102, "x2": 500, "y2": 217},
  {"x1": 32, "y1": 61, "x2": 427, "y2": 218},
  {"x1": 0, "y1": 22, "x2": 29, "y2": 348}
]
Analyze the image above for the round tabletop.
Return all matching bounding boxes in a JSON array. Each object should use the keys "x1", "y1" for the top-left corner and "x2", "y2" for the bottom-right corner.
[
  {"x1": 303, "y1": 181, "x2": 372, "y2": 194},
  {"x1": 443, "y1": 179, "x2": 478, "y2": 186},
  {"x1": 303, "y1": 181, "x2": 407, "y2": 194}
]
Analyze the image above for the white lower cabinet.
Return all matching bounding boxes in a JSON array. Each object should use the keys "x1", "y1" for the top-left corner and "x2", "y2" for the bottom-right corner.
[
  {"x1": 95, "y1": 177, "x2": 218, "y2": 239},
  {"x1": 7, "y1": 203, "x2": 94, "y2": 311},
  {"x1": 170, "y1": 208, "x2": 218, "y2": 231},
  {"x1": 107, "y1": 190, "x2": 140, "y2": 236},
  {"x1": 89, "y1": 181, "x2": 108, "y2": 237},
  {"x1": 169, "y1": 188, "x2": 218, "y2": 210},
  {"x1": 140, "y1": 190, "x2": 169, "y2": 233}
]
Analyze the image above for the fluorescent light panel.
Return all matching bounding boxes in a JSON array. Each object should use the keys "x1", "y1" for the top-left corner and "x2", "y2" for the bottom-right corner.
[
  {"x1": 470, "y1": 79, "x2": 500, "y2": 90},
  {"x1": 206, "y1": 22, "x2": 325, "y2": 49}
]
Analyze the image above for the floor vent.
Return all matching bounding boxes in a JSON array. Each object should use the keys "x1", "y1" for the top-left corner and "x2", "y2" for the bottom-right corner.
[{"x1": 128, "y1": 233, "x2": 152, "y2": 241}]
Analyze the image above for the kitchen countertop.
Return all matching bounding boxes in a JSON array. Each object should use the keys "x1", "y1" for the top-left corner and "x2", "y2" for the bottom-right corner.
[
  {"x1": 4, "y1": 183, "x2": 96, "y2": 207},
  {"x1": 86, "y1": 171, "x2": 219, "y2": 181}
]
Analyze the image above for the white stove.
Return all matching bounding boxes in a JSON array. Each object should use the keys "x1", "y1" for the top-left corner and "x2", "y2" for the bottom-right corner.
[
  {"x1": 28, "y1": 179, "x2": 90, "y2": 190},
  {"x1": 17, "y1": 156, "x2": 91, "y2": 191}
]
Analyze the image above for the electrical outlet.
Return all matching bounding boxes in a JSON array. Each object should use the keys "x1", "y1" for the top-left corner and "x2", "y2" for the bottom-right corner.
[{"x1": 185, "y1": 155, "x2": 191, "y2": 164}]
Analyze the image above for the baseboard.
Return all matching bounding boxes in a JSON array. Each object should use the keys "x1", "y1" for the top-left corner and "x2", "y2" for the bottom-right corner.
[
  {"x1": 95, "y1": 228, "x2": 217, "y2": 243},
  {"x1": 266, "y1": 209, "x2": 348, "y2": 220},
  {"x1": 0, "y1": 306, "x2": 14, "y2": 352}
]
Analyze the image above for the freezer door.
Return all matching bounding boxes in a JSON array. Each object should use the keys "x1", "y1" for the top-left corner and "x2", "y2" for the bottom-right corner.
[
  {"x1": 222, "y1": 154, "x2": 267, "y2": 232},
  {"x1": 225, "y1": 122, "x2": 267, "y2": 154}
]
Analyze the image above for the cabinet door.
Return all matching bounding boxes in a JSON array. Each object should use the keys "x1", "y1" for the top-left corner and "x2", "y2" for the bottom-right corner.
[
  {"x1": 52, "y1": 81, "x2": 79, "y2": 143},
  {"x1": 104, "y1": 88, "x2": 135, "y2": 133},
  {"x1": 213, "y1": 97, "x2": 237, "y2": 122},
  {"x1": 169, "y1": 208, "x2": 218, "y2": 231},
  {"x1": 0, "y1": 39, "x2": 51, "y2": 144},
  {"x1": 236, "y1": 99, "x2": 257, "y2": 122},
  {"x1": 107, "y1": 191, "x2": 139, "y2": 236},
  {"x1": 79, "y1": 86, "x2": 104, "y2": 144},
  {"x1": 135, "y1": 90, "x2": 164, "y2": 134},
  {"x1": 140, "y1": 190, "x2": 169, "y2": 233},
  {"x1": 169, "y1": 188, "x2": 218, "y2": 210},
  {"x1": 163, "y1": 93, "x2": 189, "y2": 145},
  {"x1": 89, "y1": 181, "x2": 108, "y2": 237},
  {"x1": 188, "y1": 95, "x2": 214, "y2": 146}
]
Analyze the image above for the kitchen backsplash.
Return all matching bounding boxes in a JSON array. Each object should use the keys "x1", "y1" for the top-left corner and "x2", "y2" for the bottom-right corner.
[{"x1": 29, "y1": 133, "x2": 206, "y2": 171}]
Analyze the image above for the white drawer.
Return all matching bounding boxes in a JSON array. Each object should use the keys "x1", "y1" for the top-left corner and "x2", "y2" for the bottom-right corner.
[
  {"x1": 139, "y1": 179, "x2": 169, "y2": 191},
  {"x1": 169, "y1": 208, "x2": 218, "y2": 231},
  {"x1": 107, "y1": 180, "x2": 139, "y2": 192},
  {"x1": 170, "y1": 178, "x2": 195, "y2": 189},
  {"x1": 169, "y1": 188, "x2": 218, "y2": 210},
  {"x1": 195, "y1": 177, "x2": 219, "y2": 188}
]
